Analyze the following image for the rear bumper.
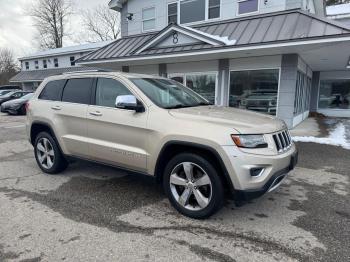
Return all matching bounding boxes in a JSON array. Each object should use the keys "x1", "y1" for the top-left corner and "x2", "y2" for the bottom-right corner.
[{"x1": 234, "y1": 150, "x2": 298, "y2": 201}]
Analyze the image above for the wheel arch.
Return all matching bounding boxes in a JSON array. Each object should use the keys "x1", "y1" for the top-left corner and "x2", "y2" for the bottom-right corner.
[{"x1": 154, "y1": 141, "x2": 235, "y2": 195}]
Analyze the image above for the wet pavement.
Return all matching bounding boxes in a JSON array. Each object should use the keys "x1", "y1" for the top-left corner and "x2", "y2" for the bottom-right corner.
[{"x1": 0, "y1": 113, "x2": 349, "y2": 262}]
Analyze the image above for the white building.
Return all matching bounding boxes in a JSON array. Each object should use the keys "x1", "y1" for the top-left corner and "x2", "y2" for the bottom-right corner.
[
  {"x1": 11, "y1": 41, "x2": 112, "y2": 91},
  {"x1": 75, "y1": 0, "x2": 350, "y2": 127}
]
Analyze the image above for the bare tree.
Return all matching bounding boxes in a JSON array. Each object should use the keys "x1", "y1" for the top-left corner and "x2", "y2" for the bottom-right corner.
[
  {"x1": 0, "y1": 48, "x2": 19, "y2": 85},
  {"x1": 81, "y1": 5, "x2": 120, "y2": 42},
  {"x1": 29, "y1": 0, "x2": 72, "y2": 49}
]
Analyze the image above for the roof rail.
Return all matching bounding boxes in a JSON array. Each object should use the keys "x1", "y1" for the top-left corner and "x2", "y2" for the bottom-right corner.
[{"x1": 62, "y1": 69, "x2": 112, "y2": 75}]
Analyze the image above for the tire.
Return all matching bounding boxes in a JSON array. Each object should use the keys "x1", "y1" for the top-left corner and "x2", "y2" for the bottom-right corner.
[
  {"x1": 34, "y1": 131, "x2": 68, "y2": 174},
  {"x1": 163, "y1": 153, "x2": 224, "y2": 219},
  {"x1": 19, "y1": 105, "x2": 26, "y2": 115}
]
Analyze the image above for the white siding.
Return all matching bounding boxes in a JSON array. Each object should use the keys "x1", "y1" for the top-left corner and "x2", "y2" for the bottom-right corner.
[
  {"x1": 123, "y1": 0, "x2": 321, "y2": 36},
  {"x1": 129, "y1": 64, "x2": 159, "y2": 75},
  {"x1": 229, "y1": 55, "x2": 282, "y2": 71},
  {"x1": 167, "y1": 60, "x2": 219, "y2": 74}
]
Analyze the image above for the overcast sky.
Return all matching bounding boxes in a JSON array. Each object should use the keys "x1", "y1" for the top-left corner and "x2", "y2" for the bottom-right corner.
[{"x1": 0, "y1": 0, "x2": 111, "y2": 60}]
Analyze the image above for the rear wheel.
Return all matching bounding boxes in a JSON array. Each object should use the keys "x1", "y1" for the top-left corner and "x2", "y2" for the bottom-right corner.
[
  {"x1": 163, "y1": 153, "x2": 224, "y2": 219},
  {"x1": 34, "y1": 132, "x2": 68, "y2": 174}
]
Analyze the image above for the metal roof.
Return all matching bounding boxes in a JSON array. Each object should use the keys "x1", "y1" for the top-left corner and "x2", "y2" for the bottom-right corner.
[
  {"x1": 10, "y1": 66, "x2": 102, "y2": 83},
  {"x1": 19, "y1": 41, "x2": 113, "y2": 61},
  {"x1": 78, "y1": 9, "x2": 350, "y2": 64}
]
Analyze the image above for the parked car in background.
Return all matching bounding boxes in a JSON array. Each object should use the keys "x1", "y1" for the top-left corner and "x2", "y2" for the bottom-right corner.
[
  {"x1": 0, "y1": 89, "x2": 18, "y2": 96},
  {"x1": 240, "y1": 90, "x2": 278, "y2": 115},
  {"x1": 0, "y1": 91, "x2": 32, "y2": 106},
  {"x1": 1, "y1": 93, "x2": 33, "y2": 115},
  {"x1": 0, "y1": 85, "x2": 21, "y2": 91}
]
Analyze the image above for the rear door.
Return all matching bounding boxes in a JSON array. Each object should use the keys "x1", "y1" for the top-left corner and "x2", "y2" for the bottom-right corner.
[
  {"x1": 50, "y1": 78, "x2": 94, "y2": 157},
  {"x1": 86, "y1": 77, "x2": 149, "y2": 172}
]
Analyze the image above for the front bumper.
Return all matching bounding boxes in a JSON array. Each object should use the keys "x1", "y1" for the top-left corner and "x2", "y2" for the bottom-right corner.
[
  {"x1": 235, "y1": 150, "x2": 298, "y2": 201},
  {"x1": 221, "y1": 143, "x2": 297, "y2": 199}
]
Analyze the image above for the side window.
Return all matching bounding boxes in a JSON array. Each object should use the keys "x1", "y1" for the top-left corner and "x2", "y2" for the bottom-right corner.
[
  {"x1": 95, "y1": 78, "x2": 132, "y2": 108},
  {"x1": 62, "y1": 78, "x2": 93, "y2": 105},
  {"x1": 39, "y1": 80, "x2": 66, "y2": 101}
]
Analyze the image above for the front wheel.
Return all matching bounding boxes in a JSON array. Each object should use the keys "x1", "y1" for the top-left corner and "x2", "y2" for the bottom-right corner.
[
  {"x1": 34, "y1": 132, "x2": 68, "y2": 174},
  {"x1": 163, "y1": 153, "x2": 224, "y2": 219}
]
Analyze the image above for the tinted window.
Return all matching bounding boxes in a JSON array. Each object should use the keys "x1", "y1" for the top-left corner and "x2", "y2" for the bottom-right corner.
[
  {"x1": 39, "y1": 80, "x2": 66, "y2": 101},
  {"x1": 180, "y1": 0, "x2": 205, "y2": 24},
  {"x1": 96, "y1": 78, "x2": 132, "y2": 108},
  {"x1": 62, "y1": 78, "x2": 93, "y2": 104}
]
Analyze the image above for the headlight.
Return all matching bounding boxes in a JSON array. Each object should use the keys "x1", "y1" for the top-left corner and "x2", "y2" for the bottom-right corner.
[{"x1": 231, "y1": 135, "x2": 268, "y2": 148}]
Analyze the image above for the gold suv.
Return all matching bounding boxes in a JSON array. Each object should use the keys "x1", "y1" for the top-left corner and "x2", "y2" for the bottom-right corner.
[{"x1": 26, "y1": 71, "x2": 298, "y2": 219}]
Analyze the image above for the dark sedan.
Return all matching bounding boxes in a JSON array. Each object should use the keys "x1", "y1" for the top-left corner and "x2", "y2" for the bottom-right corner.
[
  {"x1": 1, "y1": 93, "x2": 33, "y2": 115},
  {"x1": 0, "y1": 91, "x2": 31, "y2": 106}
]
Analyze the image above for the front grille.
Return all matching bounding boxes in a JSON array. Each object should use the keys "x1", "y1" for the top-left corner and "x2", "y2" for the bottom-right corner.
[{"x1": 273, "y1": 130, "x2": 292, "y2": 152}]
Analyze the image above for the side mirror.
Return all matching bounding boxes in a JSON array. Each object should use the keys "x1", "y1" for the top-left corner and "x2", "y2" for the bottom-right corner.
[{"x1": 115, "y1": 95, "x2": 145, "y2": 113}]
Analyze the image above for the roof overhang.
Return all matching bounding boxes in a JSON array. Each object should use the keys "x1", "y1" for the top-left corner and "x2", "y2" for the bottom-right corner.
[{"x1": 79, "y1": 34, "x2": 350, "y2": 71}]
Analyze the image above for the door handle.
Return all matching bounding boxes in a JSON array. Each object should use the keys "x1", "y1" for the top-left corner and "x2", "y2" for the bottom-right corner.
[
  {"x1": 89, "y1": 111, "x2": 102, "y2": 116},
  {"x1": 51, "y1": 105, "x2": 61, "y2": 111}
]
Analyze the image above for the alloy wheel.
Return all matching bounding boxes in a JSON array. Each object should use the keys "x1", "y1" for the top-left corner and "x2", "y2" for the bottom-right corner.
[
  {"x1": 36, "y1": 138, "x2": 55, "y2": 169},
  {"x1": 169, "y1": 162, "x2": 212, "y2": 211}
]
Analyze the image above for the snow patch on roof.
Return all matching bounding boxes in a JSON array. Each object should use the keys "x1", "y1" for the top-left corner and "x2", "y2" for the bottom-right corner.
[
  {"x1": 19, "y1": 40, "x2": 114, "y2": 60},
  {"x1": 182, "y1": 26, "x2": 237, "y2": 46},
  {"x1": 326, "y1": 3, "x2": 350, "y2": 16}
]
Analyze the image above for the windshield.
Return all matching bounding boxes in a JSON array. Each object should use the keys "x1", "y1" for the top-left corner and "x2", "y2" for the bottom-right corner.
[
  {"x1": 21, "y1": 93, "x2": 34, "y2": 100},
  {"x1": 0, "y1": 91, "x2": 15, "y2": 98},
  {"x1": 130, "y1": 78, "x2": 211, "y2": 109},
  {"x1": 0, "y1": 90, "x2": 11, "y2": 96}
]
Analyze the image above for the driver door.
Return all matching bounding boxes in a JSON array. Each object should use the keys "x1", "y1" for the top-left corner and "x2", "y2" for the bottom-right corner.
[{"x1": 86, "y1": 77, "x2": 149, "y2": 173}]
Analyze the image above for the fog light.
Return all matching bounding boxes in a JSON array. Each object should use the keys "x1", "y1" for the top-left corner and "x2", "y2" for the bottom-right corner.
[{"x1": 250, "y1": 168, "x2": 264, "y2": 177}]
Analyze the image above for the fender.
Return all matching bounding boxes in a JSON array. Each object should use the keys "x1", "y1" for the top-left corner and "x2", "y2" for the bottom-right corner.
[{"x1": 155, "y1": 140, "x2": 235, "y2": 194}]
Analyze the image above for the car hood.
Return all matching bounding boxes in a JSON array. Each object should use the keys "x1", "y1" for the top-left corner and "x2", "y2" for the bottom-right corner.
[{"x1": 168, "y1": 106, "x2": 286, "y2": 134}]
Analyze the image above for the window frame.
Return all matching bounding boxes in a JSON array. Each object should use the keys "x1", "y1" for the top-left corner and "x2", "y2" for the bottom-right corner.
[
  {"x1": 91, "y1": 76, "x2": 146, "y2": 111},
  {"x1": 208, "y1": 0, "x2": 221, "y2": 20},
  {"x1": 60, "y1": 77, "x2": 95, "y2": 105},
  {"x1": 25, "y1": 62, "x2": 29, "y2": 70},
  {"x1": 237, "y1": 0, "x2": 260, "y2": 16},
  {"x1": 168, "y1": 71, "x2": 218, "y2": 104},
  {"x1": 38, "y1": 79, "x2": 67, "y2": 101},
  {"x1": 317, "y1": 78, "x2": 350, "y2": 111},
  {"x1": 228, "y1": 67, "x2": 281, "y2": 115},
  {"x1": 43, "y1": 60, "x2": 47, "y2": 69},
  {"x1": 142, "y1": 6, "x2": 156, "y2": 32},
  {"x1": 70, "y1": 56, "x2": 75, "y2": 66},
  {"x1": 167, "y1": 2, "x2": 179, "y2": 25},
  {"x1": 179, "y1": 0, "x2": 221, "y2": 26},
  {"x1": 54, "y1": 58, "x2": 59, "y2": 68},
  {"x1": 35, "y1": 61, "x2": 39, "y2": 70}
]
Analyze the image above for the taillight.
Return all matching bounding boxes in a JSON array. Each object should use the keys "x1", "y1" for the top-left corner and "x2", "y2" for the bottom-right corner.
[{"x1": 25, "y1": 102, "x2": 30, "y2": 112}]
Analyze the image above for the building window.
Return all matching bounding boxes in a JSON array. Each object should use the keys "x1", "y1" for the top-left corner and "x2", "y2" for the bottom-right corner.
[
  {"x1": 209, "y1": 0, "x2": 220, "y2": 19},
  {"x1": 318, "y1": 79, "x2": 350, "y2": 110},
  {"x1": 43, "y1": 60, "x2": 47, "y2": 69},
  {"x1": 170, "y1": 72, "x2": 217, "y2": 104},
  {"x1": 25, "y1": 62, "x2": 29, "y2": 70},
  {"x1": 54, "y1": 58, "x2": 59, "y2": 68},
  {"x1": 168, "y1": 2, "x2": 178, "y2": 24},
  {"x1": 180, "y1": 0, "x2": 206, "y2": 24},
  {"x1": 35, "y1": 61, "x2": 39, "y2": 70},
  {"x1": 238, "y1": 0, "x2": 259, "y2": 15},
  {"x1": 229, "y1": 69, "x2": 279, "y2": 115},
  {"x1": 70, "y1": 56, "x2": 75, "y2": 66},
  {"x1": 294, "y1": 71, "x2": 311, "y2": 115},
  {"x1": 142, "y1": 7, "x2": 156, "y2": 31}
]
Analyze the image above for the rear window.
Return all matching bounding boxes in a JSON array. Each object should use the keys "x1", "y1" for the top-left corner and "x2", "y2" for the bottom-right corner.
[
  {"x1": 62, "y1": 78, "x2": 93, "y2": 105},
  {"x1": 39, "y1": 80, "x2": 66, "y2": 101}
]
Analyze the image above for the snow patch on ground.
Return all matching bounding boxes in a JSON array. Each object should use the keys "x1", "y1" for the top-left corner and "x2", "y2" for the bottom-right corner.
[{"x1": 292, "y1": 123, "x2": 350, "y2": 150}]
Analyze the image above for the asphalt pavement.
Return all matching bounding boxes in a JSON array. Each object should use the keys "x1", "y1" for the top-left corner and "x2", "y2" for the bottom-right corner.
[{"x1": 0, "y1": 113, "x2": 349, "y2": 262}]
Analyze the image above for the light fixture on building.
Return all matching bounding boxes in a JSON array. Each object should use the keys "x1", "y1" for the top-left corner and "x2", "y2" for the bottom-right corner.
[
  {"x1": 264, "y1": 0, "x2": 268, "y2": 5},
  {"x1": 126, "y1": 13, "x2": 134, "y2": 21}
]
